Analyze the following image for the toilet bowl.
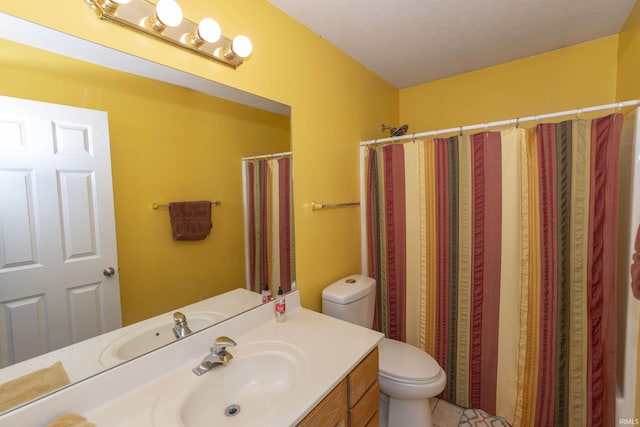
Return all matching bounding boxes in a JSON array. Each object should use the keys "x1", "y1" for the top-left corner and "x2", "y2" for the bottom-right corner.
[
  {"x1": 378, "y1": 337, "x2": 446, "y2": 427},
  {"x1": 321, "y1": 275, "x2": 446, "y2": 427}
]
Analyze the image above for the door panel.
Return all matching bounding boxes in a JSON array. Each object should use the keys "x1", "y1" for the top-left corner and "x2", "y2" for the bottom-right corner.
[
  {"x1": 67, "y1": 283, "x2": 103, "y2": 343},
  {"x1": 0, "y1": 169, "x2": 39, "y2": 270},
  {"x1": 58, "y1": 170, "x2": 98, "y2": 260},
  {"x1": 0, "y1": 295, "x2": 48, "y2": 365},
  {"x1": 0, "y1": 95, "x2": 121, "y2": 367}
]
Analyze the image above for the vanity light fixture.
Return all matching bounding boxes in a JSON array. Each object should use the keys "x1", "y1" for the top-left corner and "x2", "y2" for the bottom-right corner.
[{"x1": 85, "y1": 0, "x2": 252, "y2": 68}]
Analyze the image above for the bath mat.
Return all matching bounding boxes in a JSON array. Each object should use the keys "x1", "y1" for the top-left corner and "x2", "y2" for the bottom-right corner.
[
  {"x1": 46, "y1": 413, "x2": 96, "y2": 427},
  {"x1": 432, "y1": 398, "x2": 512, "y2": 427},
  {"x1": 0, "y1": 361, "x2": 70, "y2": 412}
]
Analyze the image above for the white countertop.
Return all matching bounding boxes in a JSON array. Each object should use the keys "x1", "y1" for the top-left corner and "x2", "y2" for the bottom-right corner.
[{"x1": 0, "y1": 291, "x2": 383, "y2": 427}]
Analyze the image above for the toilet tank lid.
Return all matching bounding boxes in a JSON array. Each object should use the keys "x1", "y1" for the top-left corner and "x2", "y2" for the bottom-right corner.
[{"x1": 322, "y1": 274, "x2": 376, "y2": 304}]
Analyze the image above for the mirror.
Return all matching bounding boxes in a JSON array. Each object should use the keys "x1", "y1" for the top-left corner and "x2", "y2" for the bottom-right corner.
[{"x1": 0, "y1": 13, "x2": 293, "y2": 414}]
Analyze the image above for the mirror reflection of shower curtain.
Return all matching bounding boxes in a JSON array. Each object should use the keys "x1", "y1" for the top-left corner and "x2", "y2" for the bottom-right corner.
[{"x1": 243, "y1": 155, "x2": 295, "y2": 295}]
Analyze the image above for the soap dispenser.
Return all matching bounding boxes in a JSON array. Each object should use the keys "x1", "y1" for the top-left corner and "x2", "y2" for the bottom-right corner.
[
  {"x1": 275, "y1": 286, "x2": 286, "y2": 322},
  {"x1": 261, "y1": 283, "x2": 272, "y2": 303}
]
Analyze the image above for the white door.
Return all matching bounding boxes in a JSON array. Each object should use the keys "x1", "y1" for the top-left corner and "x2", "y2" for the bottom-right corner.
[{"x1": 0, "y1": 95, "x2": 121, "y2": 368}]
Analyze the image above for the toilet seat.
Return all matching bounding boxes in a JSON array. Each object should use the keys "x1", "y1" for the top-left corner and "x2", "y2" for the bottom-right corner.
[
  {"x1": 378, "y1": 338, "x2": 447, "y2": 401},
  {"x1": 378, "y1": 338, "x2": 442, "y2": 384}
]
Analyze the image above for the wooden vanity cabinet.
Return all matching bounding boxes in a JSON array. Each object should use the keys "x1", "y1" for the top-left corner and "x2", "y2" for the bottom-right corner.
[{"x1": 298, "y1": 347, "x2": 379, "y2": 427}]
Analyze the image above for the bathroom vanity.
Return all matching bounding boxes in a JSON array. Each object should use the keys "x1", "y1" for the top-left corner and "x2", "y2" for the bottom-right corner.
[{"x1": 0, "y1": 291, "x2": 383, "y2": 426}]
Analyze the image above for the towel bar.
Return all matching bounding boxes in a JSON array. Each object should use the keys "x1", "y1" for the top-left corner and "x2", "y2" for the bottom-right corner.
[
  {"x1": 152, "y1": 201, "x2": 221, "y2": 210},
  {"x1": 311, "y1": 201, "x2": 360, "y2": 211}
]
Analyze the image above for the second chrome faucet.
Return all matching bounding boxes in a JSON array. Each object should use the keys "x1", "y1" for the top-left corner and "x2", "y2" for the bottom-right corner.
[
  {"x1": 172, "y1": 312, "x2": 192, "y2": 339},
  {"x1": 192, "y1": 336, "x2": 237, "y2": 376}
]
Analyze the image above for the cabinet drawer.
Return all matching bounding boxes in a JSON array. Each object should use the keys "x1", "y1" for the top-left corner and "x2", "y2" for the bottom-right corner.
[
  {"x1": 349, "y1": 380, "x2": 379, "y2": 427},
  {"x1": 365, "y1": 410, "x2": 379, "y2": 427},
  {"x1": 348, "y1": 347, "x2": 379, "y2": 407},
  {"x1": 298, "y1": 379, "x2": 347, "y2": 427}
]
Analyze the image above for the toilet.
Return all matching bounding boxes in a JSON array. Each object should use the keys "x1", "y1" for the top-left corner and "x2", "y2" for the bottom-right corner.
[{"x1": 322, "y1": 274, "x2": 446, "y2": 427}]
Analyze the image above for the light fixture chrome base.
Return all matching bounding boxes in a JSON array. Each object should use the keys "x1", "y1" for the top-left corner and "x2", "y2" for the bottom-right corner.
[{"x1": 85, "y1": 0, "x2": 246, "y2": 68}]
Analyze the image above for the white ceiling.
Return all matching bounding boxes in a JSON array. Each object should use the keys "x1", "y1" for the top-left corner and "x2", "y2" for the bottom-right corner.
[{"x1": 268, "y1": 0, "x2": 637, "y2": 89}]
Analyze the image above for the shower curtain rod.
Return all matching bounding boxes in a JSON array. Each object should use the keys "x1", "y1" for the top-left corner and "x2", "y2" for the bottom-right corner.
[
  {"x1": 360, "y1": 99, "x2": 640, "y2": 146},
  {"x1": 242, "y1": 151, "x2": 292, "y2": 161}
]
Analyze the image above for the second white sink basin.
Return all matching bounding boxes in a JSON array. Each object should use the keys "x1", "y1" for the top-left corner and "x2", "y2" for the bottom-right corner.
[
  {"x1": 152, "y1": 340, "x2": 308, "y2": 427},
  {"x1": 99, "y1": 311, "x2": 226, "y2": 367}
]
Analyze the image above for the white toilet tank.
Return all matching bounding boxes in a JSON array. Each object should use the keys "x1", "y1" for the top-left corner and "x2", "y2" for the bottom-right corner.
[{"x1": 322, "y1": 274, "x2": 376, "y2": 329}]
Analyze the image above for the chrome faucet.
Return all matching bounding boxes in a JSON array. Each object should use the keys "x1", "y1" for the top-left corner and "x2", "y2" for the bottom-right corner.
[
  {"x1": 172, "y1": 312, "x2": 192, "y2": 339},
  {"x1": 192, "y1": 336, "x2": 237, "y2": 376}
]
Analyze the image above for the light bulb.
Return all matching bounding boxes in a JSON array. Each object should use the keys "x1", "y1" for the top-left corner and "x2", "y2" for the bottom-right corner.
[
  {"x1": 185, "y1": 18, "x2": 221, "y2": 47},
  {"x1": 197, "y1": 18, "x2": 221, "y2": 43},
  {"x1": 232, "y1": 35, "x2": 252, "y2": 58},
  {"x1": 147, "y1": 0, "x2": 183, "y2": 31}
]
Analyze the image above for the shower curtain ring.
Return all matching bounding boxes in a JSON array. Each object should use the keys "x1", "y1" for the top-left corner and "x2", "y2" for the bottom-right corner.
[
  {"x1": 459, "y1": 125, "x2": 463, "y2": 136},
  {"x1": 412, "y1": 133, "x2": 416, "y2": 143},
  {"x1": 616, "y1": 102, "x2": 623, "y2": 113},
  {"x1": 515, "y1": 118, "x2": 520, "y2": 128},
  {"x1": 576, "y1": 108, "x2": 581, "y2": 120}
]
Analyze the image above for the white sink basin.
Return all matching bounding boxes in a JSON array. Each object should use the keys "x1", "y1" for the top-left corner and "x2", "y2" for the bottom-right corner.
[
  {"x1": 99, "y1": 311, "x2": 226, "y2": 367},
  {"x1": 152, "y1": 340, "x2": 307, "y2": 427}
]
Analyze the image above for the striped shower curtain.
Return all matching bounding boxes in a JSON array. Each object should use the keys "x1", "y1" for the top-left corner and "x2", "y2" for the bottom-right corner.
[
  {"x1": 363, "y1": 114, "x2": 623, "y2": 427},
  {"x1": 244, "y1": 157, "x2": 295, "y2": 294}
]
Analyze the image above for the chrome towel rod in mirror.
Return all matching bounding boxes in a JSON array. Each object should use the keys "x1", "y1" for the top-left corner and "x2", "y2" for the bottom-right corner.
[
  {"x1": 311, "y1": 201, "x2": 360, "y2": 211},
  {"x1": 152, "y1": 201, "x2": 221, "y2": 209}
]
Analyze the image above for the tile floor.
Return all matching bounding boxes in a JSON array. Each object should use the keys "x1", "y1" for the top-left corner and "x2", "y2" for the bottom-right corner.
[{"x1": 431, "y1": 398, "x2": 512, "y2": 427}]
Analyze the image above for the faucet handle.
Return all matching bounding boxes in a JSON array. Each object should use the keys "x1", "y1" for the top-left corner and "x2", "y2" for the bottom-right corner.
[
  {"x1": 173, "y1": 312, "x2": 187, "y2": 325},
  {"x1": 211, "y1": 336, "x2": 237, "y2": 354}
]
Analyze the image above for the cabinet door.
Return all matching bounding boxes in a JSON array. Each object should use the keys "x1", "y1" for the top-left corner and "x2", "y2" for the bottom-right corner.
[
  {"x1": 298, "y1": 379, "x2": 347, "y2": 427},
  {"x1": 349, "y1": 380, "x2": 379, "y2": 427},
  {"x1": 348, "y1": 347, "x2": 378, "y2": 405}
]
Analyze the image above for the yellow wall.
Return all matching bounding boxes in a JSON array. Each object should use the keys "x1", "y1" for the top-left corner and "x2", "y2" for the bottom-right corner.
[
  {"x1": 0, "y1": 38, "x2": 290, "y2": 324},
  {"x1": 618, "y1": 0, "x2": 640, "y2": 102},
  {"x1": 399, "y1": 35, "x2": 620, "y2": 132},
  {"x1": 0, "y1": 0, "x2": 398, "y2": 313}
]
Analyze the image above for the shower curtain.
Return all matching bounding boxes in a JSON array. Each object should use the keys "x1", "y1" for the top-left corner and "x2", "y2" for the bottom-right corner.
[
  {"x1": 244, "y1": 156, "x2": 295, "y2": 294},
  {"x1": 363, "y1": 114, "x2": 623, "y2": 427}
]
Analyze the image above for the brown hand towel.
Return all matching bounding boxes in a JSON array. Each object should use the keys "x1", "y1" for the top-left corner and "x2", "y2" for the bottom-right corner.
[
  {"x1": 46, "y1": 413, "x2": 96, "y2": 427},
  {"x1": 168, "y1": 201, "x2": 212, "y2": 240},
  {"x1": 0, "y1": 361, "x2": 70, "y2": 413}
]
